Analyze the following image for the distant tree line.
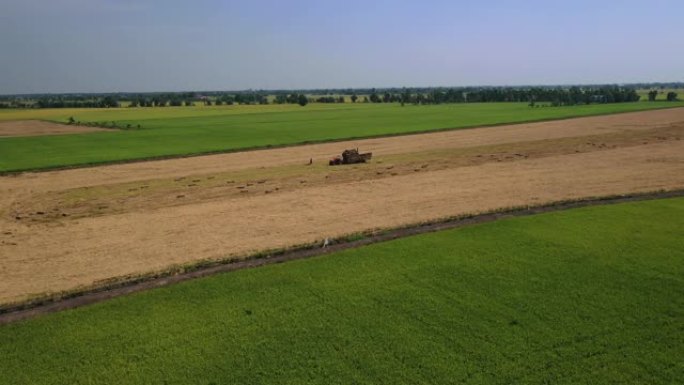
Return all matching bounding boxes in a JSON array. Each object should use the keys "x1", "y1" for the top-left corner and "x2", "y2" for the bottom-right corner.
[
  {"x1": 356, "y1": 86, "x2": 642, "y2": 106},
  {"x1": 1, "y1": 83, "x2": 681, "y2": 109},
  {"x1": 313, "y1": 96, "x2": 345, "y2": 104},
  {"x1": 272, "y1": 94, "x2": 310, "y2": 106},
  {"x1": 0, "y1": 95, "x2": 120, "y2": 109}
]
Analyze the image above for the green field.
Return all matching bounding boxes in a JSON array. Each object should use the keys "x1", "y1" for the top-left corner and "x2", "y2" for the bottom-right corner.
[
  {"x1": 1, "y1": 101, "x2": 683, "y2": 172},
  {"x1": 1, "y1": 197, "x2": 682, "y2": 384}
]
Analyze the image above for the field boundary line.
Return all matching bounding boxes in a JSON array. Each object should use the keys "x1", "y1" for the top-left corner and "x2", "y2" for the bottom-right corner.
[
  {"x1": 1, "y1": 189, "x2": 684, "y2": 325},
  {"x1": 2, "y1": 105, "x2": 683, "y2": 174}
]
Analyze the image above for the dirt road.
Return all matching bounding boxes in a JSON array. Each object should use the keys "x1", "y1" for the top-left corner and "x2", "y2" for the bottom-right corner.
[{"x1": 1, "y1": 108, "x2": 684, "y2": 304}]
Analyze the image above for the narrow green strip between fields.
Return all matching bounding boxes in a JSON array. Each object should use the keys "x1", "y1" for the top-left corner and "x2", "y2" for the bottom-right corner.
[
  {"x1": 1, "y1": 197, "x2": 682, "y2": 384},
  {"x1": 1, "y1": 102, "x2": 682, "y2": 172}
]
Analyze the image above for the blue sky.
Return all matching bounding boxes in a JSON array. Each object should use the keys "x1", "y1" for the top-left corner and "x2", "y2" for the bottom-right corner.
[{"x1": 1, "y1": 0, "x2": 682, "y2": 93}]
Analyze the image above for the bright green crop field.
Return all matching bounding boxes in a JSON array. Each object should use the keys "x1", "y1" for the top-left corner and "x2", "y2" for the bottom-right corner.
[
  {"x1": 1, "y1": 101, "x2": 683, "y2": 172},
  {"x1": 1, "y1": 197, "x2": 683, "y2": 384}
]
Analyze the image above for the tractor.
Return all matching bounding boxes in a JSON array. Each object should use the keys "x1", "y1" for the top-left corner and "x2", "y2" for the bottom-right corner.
[{"x1": 329, "y1": 149, "x2": 373, "y2": 166}]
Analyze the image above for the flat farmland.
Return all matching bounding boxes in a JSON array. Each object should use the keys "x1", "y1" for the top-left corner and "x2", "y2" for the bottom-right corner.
[
  {"x1": 1, "y1": 197, "x2": 682, "y2": 384},
  {"x1": 1, "y1": 108, "x2": 684, "y2": 305},
  {"x1": 1, "y1": 101, "x2": 683, "y2": 172}
]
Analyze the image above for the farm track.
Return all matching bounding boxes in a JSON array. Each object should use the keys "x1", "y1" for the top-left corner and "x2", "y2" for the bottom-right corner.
[
  {"x1": 1, "y1": 107, "x2": 684, "y2": 307},
  {"x1": 1, "y1": 189, "x2": 684, "y2": 325}
]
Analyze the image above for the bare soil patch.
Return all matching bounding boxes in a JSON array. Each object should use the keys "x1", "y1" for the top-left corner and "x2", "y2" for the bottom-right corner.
[
  {"x1": 1, "y1": 108, "x2": 684, "y2": 305},
  {"x1": 0, "y1": 120, "x2": 109, "y2": 137}
]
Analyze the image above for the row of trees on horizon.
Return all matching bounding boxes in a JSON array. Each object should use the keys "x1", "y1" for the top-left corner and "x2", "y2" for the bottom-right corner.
[{"x1": 0, "y1": 86, "x2": 679, "y2": 109}]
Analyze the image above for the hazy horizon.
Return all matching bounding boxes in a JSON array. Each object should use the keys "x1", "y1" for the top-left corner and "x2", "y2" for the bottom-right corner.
[{"x1": 2, "y1": 0, "x2": 683, "y2": 94}]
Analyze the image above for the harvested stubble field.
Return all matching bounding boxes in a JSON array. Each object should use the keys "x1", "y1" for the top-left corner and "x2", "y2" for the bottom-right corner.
[
  {"x1": 1, "y1": 108, "x2": 684, "y2": 305},
  {"x1": 0, "y1": 120, "x2": 108, "y2": 137}
]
